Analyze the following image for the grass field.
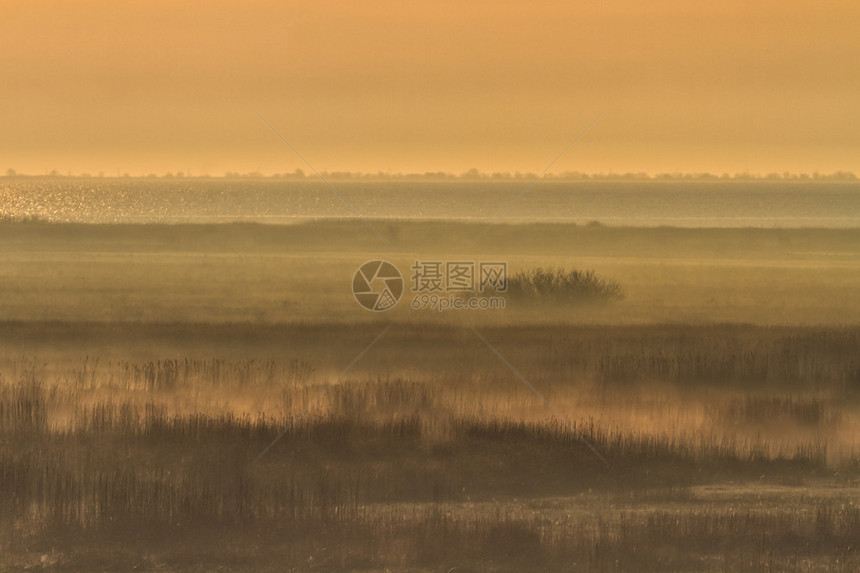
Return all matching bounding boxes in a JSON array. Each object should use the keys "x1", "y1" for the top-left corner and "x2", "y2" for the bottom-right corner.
[
  {"x1": 2, "y1": 220, "x2": 860, "y2": 324},
  {"x1": 1, "y1": 220, "x2": 859, "y2": 571}
]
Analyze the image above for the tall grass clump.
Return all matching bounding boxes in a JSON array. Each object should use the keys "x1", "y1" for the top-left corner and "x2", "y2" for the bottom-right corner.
[{"x1": 506, "y1": 267, "x2": 624, "y2": 304}]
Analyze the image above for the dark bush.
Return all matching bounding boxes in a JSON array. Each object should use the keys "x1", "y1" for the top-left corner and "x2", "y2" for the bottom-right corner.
[{"x1": 506, "y1": 267, "x2": 624, "y2": 304}]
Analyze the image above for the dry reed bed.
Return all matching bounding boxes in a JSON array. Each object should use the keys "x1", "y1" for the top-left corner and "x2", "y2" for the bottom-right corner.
[{"x1": 1, "y1": 322, "x2": 859, "y2": 570}]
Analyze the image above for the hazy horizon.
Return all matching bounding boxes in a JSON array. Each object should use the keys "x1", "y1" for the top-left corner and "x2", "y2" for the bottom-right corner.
[{"x1": 4, "y1": 168, "x2": 860, "y2": 180}]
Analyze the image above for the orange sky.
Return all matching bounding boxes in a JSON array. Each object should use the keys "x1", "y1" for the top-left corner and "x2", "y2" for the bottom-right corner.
[{"x1": 2, "y1": 1, "x2": 858, "y2": 176}]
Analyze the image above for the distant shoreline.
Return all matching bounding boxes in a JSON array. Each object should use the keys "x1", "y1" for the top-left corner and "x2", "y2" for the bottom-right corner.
[{"x1": 3, "y1": 171, "x2": 858, "y2": 182}]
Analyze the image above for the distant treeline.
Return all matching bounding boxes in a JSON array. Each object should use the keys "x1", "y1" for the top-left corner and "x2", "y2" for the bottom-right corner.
[{"x1": 4, "y1": 167, "x2": 858, "y2": 182}]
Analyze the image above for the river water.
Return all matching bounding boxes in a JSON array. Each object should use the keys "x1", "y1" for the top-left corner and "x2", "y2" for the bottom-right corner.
[{"x1": 2, "y1": 179, "x2": 859, "y2": 227}]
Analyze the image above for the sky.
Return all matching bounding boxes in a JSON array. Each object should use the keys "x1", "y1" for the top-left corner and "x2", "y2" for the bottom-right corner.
[{"x1": 2, "y1": 1, "x2": 858, "y2": 176}]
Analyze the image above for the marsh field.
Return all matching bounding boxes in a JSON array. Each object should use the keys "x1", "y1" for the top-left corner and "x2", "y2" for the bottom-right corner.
[{"x1": 1, "y1": 181, "x2": 860, "y2": 571}]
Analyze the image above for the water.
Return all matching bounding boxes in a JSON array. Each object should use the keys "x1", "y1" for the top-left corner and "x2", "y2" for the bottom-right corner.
[{"x1": 2, "y1": 179, "x2": 859, "y2": 227}]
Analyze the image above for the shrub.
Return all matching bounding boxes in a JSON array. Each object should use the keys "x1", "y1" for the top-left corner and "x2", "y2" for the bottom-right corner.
[{"x1": 506, "y1": 267, "x2": 624, "y2": 304}]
